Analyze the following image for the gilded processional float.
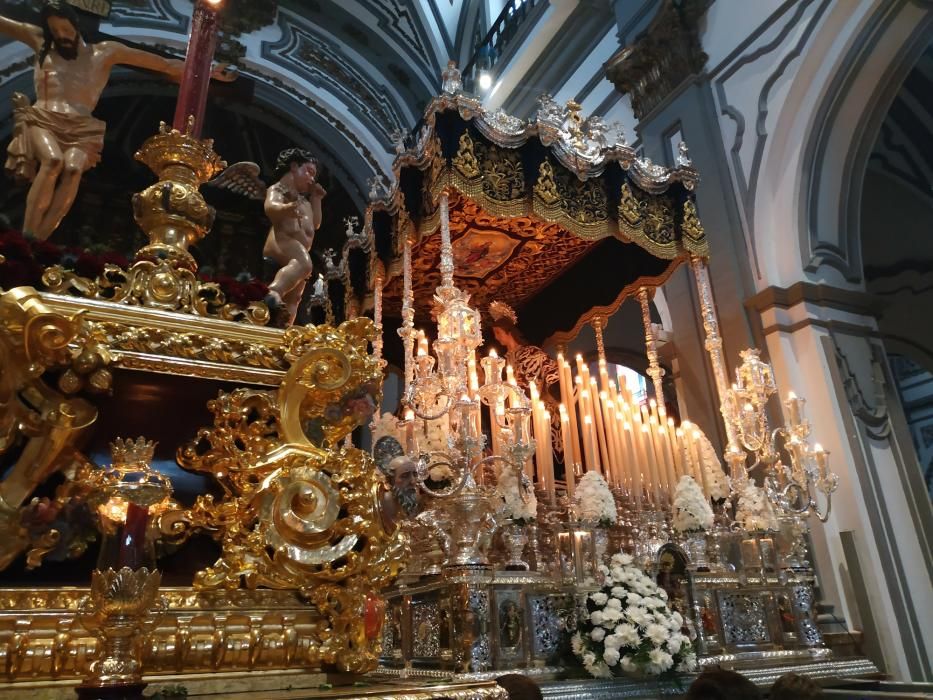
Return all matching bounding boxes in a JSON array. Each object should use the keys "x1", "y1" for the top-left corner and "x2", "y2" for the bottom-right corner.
[{"x1": 0, "y1": 5, "x2": 877, "y2": 700}]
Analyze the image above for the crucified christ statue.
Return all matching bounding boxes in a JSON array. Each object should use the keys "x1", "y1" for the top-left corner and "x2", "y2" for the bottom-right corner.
[{"x1": 0, "y1": 0, "x2": 234, "y2": 241}]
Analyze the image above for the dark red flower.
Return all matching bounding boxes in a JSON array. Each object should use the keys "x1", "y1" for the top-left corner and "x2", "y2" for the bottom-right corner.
[
  {"x1": 74, "y1": 252, "x2": 105, "y2": 278},
  {"x1": 98, "y1": 251, "x2": 129, "y2": 269},
  {"x1": 242, "y1": 279, "x2": 269, "y2": 302},
  {"x1": 0, "y1": 257, "x2": 43, "y2": 288},
  {"x1": 0, "y1": 230, "x2": 33, "y2": 260},
  {"x1": 32, "y1": 239, "x2": 64, "y2": 267}
]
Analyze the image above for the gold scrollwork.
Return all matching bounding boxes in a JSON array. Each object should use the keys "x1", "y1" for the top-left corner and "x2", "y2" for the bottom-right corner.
[
  {"x1": 86, "y1": 321, "x2": 288, "y2": 372},
  {"x1": 682, "y1": 198, "x2": 709, "y2": 257},
  {"x1": 167, "y1": 319, "x2": 405, "y2": 673},
  {"x1": 475, "y1": 140, "x2": 525, "y2": 205},
  {"x1": 42, "y1": 262, "x2": 269, "y2": 326},
  {"x1": 533, "y1": 160, "x2": 560, "y2": 206},
  {"x1": 619, "y1": 182, "x2": 643, "y2": 228},
  {"x1": 452, "y1": 132, "x2": 480, "y2": 179},
  {"x1": 0, "y1": 287, "x2": 103, "y2": 572}
]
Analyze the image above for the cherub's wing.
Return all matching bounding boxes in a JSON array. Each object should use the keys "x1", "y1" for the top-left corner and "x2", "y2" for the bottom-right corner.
[{"x1": 208, "y1": 161, "x2": 266, "y2": 200}]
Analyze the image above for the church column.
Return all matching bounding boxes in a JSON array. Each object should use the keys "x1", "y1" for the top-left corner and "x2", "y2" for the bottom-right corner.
[{"x1": 749, "y1": 283, "x2": 933, "y2": 680}]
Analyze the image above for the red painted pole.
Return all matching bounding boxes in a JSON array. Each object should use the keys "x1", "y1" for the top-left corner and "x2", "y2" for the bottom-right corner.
[{"x1": 172, "y1": 0, "x2": 222, "y2": 138}]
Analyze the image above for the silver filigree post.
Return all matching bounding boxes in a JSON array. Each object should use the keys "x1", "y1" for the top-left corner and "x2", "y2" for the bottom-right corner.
[
  {"x1": 638, "y1": 288, "x2": 666, "y2": 410},
  {"x1": 689, "y1": 254, "x2": 748, "y2": 483}
]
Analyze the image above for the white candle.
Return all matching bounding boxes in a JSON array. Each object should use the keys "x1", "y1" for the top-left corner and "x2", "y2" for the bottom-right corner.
[
  {"x1": 582, "y1": 415, "x2": 598, "y2": 472},
  {"x1": 543, "y1": 408, "x2": 555, "y2": 502},
  {"x1": 625, "y1": 422, "x2": 641, "y2": 508},
  {"x1": 559, "y1": 355, "x2": 582, "y2": 466},
  {"x1": 561, "y1": 406, "x2": 576, "y2": 499},
  {"x1": 590, "y1": 380, "x2": 610, "y2": 477}
]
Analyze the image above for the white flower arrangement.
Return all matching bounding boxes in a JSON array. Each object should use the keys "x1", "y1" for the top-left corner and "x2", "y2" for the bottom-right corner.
[
  {"x1": 736, "y1": 479, "x2": 778, "y2": 532},
  {"x1": 420, "y1": 414, "x2": 452, "y2": 454},
  {"x1": 371, "y1": 411, "x2": 401, "y2": 443},
  {"x1": 427, "y1": 463, "x2": 455, "y2": 483},
  {"x1": 495, "y1": 466, "x2": 537, "y2": 524},
  {"x1": 572, "y1": 553, "x2": 696, "y2": 678},
  {"x1": 573, "y1": 472, "x2": 617, "y2": 526},
  {"x1": 672, "y1": 475, "x2": 714, "y2": 533},
  {"x1": 696, "y1": 432, "x2": 731, "y2": 501}
]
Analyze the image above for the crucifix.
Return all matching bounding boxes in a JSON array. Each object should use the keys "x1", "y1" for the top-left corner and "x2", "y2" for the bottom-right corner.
[{"x1": 0, "y1": 0, "x2": 233, "y2": 240}]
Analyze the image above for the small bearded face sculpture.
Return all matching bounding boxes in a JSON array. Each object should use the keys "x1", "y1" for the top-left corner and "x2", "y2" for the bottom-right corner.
[
  {"x1": 46, "y1": 15, "x2": 80, "y2": 60},
  {"x1": 389, "y1": 455, "x2": 419, "y2": 516}
]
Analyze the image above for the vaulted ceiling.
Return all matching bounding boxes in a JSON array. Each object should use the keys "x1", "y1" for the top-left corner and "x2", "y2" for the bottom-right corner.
[{"x1": 0, "y1": 0, "x2": 497, "y2": 206}]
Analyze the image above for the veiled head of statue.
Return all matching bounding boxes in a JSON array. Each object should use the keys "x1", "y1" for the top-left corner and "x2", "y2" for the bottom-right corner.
[
  {"x1": 41, "y1": 0, "x2": 81, "y2": 61},
  {"x1": 488, "y1": 300, "x2": 527, "y2": 347}
]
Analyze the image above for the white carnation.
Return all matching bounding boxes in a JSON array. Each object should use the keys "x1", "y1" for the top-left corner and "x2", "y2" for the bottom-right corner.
[
  {"x1": 590, "y1": 592, "x2": 608, "y2": 606},
  {"x1": 614, "y1": 623, "x2": 639, "y2": 647},
  {"x1": 672, "y1": 475, "x2": 714, "y2": 532},
  {"x1": 573, "y1": 471, "x2": 617, "y2": 525},
  {"x1": 589, "y1": 661, "x2": 612, "y2": 679},
  {"x1": 574, "y1": 556, "x2": 694, "y2": 678},
  {"x1": 626, "y1": 606, "x2": 650, "y2": 627},
  {"x1": 603, "y1": 647, "x2": 621, "y2": 666},
  {"x1": 571, "y1": 632, "x2": 585, "y2": 655},
  {"x1": 611, "y1": 552, "x2": 634, "y2": 567},
  {"x1": 603, "y1": 633, "x2": 622, "y2": 650},
  {"x1": 495, "y1": 466, "x2": 537, "y2": 523},
  {"x1": 677, "y1": 652, "x2": 698, "y2": 672},
  {"x1": 696, "y1": 431, "x2": 731, "y2": 500},
  {"x1": 645, "y1": 623, "x2": 669, "y2": 645},
  {"x1": 601, "y1": 606, "x2": 622, "y2": 624},
  {"x1": 736, "y1": 480, "x2": 779, "y2": 532},
  {"x1": 648, "y1": 647, "x2": 674, "y2": 672}
]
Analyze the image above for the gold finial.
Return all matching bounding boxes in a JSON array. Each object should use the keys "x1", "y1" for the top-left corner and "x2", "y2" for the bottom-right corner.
[{"x1": 109, "y1": 437, "x2": 157, "y2": 467}]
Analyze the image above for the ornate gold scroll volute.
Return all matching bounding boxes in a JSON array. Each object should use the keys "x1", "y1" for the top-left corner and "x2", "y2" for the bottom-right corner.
[{"x1": 174, "y1": 318, "x2": 406, "y2": 672}]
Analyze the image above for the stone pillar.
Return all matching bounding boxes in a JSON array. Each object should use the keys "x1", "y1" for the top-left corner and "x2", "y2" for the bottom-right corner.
[{"x1": 749, "y1": 283, "x2": 933, "y2": 680}]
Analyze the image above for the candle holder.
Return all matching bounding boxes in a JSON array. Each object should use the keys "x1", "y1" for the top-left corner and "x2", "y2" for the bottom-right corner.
[
  {"x1": 77, "y1": 437, "x2": 172, "y2": 699},
  {"x1": 722, "y1": 349, "x2": 838, "y2": 522}
]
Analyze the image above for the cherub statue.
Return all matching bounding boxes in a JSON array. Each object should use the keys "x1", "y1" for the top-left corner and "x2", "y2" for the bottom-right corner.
[
  {"x1": 0, "y1": 0, "x2": 235, "y2": 241},
  {"x1": 209, "y1": 148, "x2": 326, "y2": 326}
]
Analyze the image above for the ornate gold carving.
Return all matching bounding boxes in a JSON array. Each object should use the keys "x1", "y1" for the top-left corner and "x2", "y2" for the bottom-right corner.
[
  {"x1": 35, "y1": 121, "x2": 269, "y2": 325},
  {"x1": 616, "y1": 183, "x2": 684, "y2": 259},
  {"x1": 132, "y1": 119, "x2": 226, "y2": 268},
  {"x1": 163, "y1": 319, "x2": 405, "y2": 673},
  {"x1": 619, "y1": 182, "x2": 643, "y2": 228},
  {"x1": 88, "y1": 321, "x2": 288, "y2": 371},
  {"x1": 76, "y1": 567, "x2": 164, "y2": 688},
  {"x1": 476, "y1": 141, "x2": 525, "y2": 204},
  {"x1": 533, "y1": 160, "x2": 560, "y2": 205},
  {"x1": 42, "y1": 262, "x2": 269, "y2": 326},
  {"x1": 0, "y1": 587, "x2": 331, "y2": 680},
  {"x1": 452, "y1": 132, "x2": 480, "y2": 179},
  {"x1": 682, "y1": 198, "x2": 709, "y2": 256},
  {"x1": 0, "y1": 287, "x2": 102, "y2": 571},
  {"x1": 36, "y1": 292, "x2": 288, "y2": 385}
]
